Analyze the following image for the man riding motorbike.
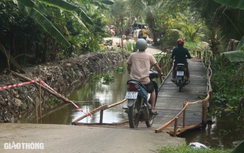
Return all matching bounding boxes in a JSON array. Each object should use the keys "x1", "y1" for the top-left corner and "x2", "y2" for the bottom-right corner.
[
  {"x1": 170, "y1": 39, "x2": 192, "y2": 83},
  {"x1": 127, "y1": 39, "x2": 162, "y2": 115}
]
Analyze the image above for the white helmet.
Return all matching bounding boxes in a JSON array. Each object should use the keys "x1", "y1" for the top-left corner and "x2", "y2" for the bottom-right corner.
[{"x1": 136, "y1": 39, "x2": 147, "y2": 51}]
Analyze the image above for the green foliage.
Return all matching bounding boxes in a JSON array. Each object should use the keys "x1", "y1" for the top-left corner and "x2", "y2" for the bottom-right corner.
[
  {"x1": 0, "y1": 0, "x2": 114, "y2": 71},
  {"x1": 192, "y1": 0, "x2": 244, "y2": 45},
  {"x1": 222, "y1": 36, "x2": 244, "y2": 62},
  {"x1": 92, "y1": 73, "x2": 114, "y2": 84},
  {"x1": 211, "y1": 58, "x2": 244, "y2": 115},
  {"x1": 214, "y1": 0, "x2": 244, "y2": 10},
  {"x1": 114, "y1": 66, "x2": 125, "y2": 73},
  {"x1": 158, "y1": 143, "x2": 232, "y2": 153},
  {"x1": 125, "y1": 42, "x2": 136, "y2": 53},
  {"x1": 231, "y1": 140, "x2": 244, "y2": 153},
  {"x1": 92, "y1": 74, "x2": 100, "y2": 80},
  {"x1": 154, "y1": 53, "x2": 166, "y2": 62},
  {"x1": 46, "y1": 97, "x2": 62, "y2": 106},
  {"x1": 160, "y1": 30, "x2": 180, "y2": 50},
  {"x1": 184, "y1": 41, "x2": 210, "y2": 56},
  {"x1": 101, "y1": 73, "x2": 114, "y2": 84}
]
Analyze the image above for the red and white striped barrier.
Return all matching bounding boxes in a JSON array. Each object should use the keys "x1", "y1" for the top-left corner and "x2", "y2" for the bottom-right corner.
[
  {"x1": 0, "y1": 79, "x2": 92, "y2": 116},
  {"x1": 40, "y1": 79, "x2": 92, "y2": 116},
  {"x1": 0, "y1": 79, "x2": 39, "y2": 91}
]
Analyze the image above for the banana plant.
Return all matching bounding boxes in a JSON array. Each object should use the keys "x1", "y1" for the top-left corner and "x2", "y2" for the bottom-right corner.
[
  {"x1": 222, "y1": 36, "x2": 244, "y2": 62},
  {"x1": 222, "y1": 36, "x2": 244, "y2": 83},
  {"x1": 231, "y1": 140, "x2": 244, "y2": 153},
  {"x1": 15, "y1": 0, "x2": 78, "y2": 47},
  {"x1": 14, "y1": 0, "x2": 114, "y2": 47},
  {"x1": 214, "y1": 0, "x2": 244, "y2": 10}
]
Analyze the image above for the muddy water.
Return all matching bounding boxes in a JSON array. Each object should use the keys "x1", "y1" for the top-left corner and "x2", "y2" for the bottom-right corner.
[
  {"x1": 33, "y1": 61, "x2": 130, "y2": 124},
  {"x1": 68, "y1": 64, "x2": 130, "y2": 124},
  {"x1": 23, "y1": 61, "x2": 243, "y2": 149},
  {"x1": 184, "y1": 113, "x2": 244, "y2": 149}
]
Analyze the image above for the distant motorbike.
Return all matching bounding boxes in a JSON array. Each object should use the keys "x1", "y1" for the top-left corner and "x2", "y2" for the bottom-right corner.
[
  {"x1": 125, "y1": 70, "x2": 159, "y2": 128},
  {"x1": 174, "y1": 63, "x2": 188, "y2": 92}
]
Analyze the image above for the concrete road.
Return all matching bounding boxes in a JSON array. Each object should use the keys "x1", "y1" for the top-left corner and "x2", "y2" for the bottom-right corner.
[
  {"x1": 0, "y1": 123, "x2": 184, "y2": 153},
  {"x1": 0, "y1": 39, "x2": 185, "y2": 153},
  {"x1": 104, "y1": 36, "x2": 162, "y2": 55}
]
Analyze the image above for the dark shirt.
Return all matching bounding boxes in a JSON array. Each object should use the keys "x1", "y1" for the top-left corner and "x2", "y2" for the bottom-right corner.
[{"x1": 171, "y1": 46, "x2": 191, "y2": 64}]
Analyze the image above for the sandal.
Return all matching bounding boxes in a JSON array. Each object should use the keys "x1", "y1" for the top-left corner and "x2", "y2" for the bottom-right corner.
[
  {"x1": 150, "y1": 110, "x2": 159, "y2": 115},
  {"x1": 186, "y1": 80, "x2": 190, "y2": 84}
]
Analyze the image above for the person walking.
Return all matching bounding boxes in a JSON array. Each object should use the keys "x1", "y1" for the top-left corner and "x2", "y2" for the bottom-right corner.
[{"x1": 127, "y1": 39, "x2": 163, "y2": 114}]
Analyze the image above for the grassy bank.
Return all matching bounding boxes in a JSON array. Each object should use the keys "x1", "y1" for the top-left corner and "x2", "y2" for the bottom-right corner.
[{"x1": 158, "y1": 143, "x2": 232, "y2": 153}]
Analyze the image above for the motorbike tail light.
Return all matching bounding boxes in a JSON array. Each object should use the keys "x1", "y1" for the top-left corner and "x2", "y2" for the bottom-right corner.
[{"x1": 127, "y1": 84, "x2": 139, "y2": 91}]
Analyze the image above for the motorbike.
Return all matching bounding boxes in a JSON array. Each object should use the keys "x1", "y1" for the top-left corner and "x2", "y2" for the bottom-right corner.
[
  {"x1": 174, "y1": 63, "x2": 188, "y2": 92},
  {"x1": 125, "y1": 70, "x2": 159, "y2": 128}
]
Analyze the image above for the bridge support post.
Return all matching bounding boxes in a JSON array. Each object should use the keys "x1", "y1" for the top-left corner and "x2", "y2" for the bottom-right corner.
[
  {"x1": 173, "y1": 117, "x2": 178, "y2": 137},
  {"x1": 100, "y1": 110, "x2": 104, "y2": 124},
  {"x1": 183, "y1": 103, "x2": 186, "y2": 128},
  {"x1": 202, "y1": 100, "x2": 207, "y2": 126}
]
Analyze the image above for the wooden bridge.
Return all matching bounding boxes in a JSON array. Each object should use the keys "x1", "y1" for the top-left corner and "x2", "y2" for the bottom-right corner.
[
  {"x1": 153, "y1": 52, "x2": 212, "y2": 136},
  {"x1": 72, "y1": 50, "x2": 212, "y2": 137}
]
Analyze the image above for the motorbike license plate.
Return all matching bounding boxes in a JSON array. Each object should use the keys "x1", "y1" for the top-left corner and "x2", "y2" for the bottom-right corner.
[
  {"x1": 125, "y1": 92, "x2": 138, "y2": 99},
  {"x1": 177, "y1": 71, "x2": 184, "y2": 76}
]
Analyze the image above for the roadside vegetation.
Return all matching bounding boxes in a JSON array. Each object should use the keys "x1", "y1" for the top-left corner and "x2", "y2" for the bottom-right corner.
[
  {"x1": 211, "y1": 37, "x2": 244, "y2": 119},
  {"x1": 158, "y1": 143, "x2": 232, "y2": 153},
  {"x1": 1, "y1": 0, "x2": 244, "y2": 150}
]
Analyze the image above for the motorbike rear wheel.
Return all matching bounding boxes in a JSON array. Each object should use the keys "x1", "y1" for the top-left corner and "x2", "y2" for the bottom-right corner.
[
  {"x1": 145, "y1": 114, "x2": 154, "y2": 127},
  {"x1": 178, "y1": 79, "x2": 182, "y2": 92},
  {"x1": 128, "y1": 99, "x2": 141, "y2": 128}
]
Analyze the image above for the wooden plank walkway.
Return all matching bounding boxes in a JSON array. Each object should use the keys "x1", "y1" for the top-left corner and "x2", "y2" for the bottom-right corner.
[{"x1": 153, "y1": 56, "x2": 207, "y2": 133}]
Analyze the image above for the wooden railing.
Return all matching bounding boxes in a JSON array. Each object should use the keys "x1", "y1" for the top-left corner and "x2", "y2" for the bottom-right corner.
[
  {"x1": 155, "y1": 50, "x2": 213, "y2": 136},
  {"x1": 71, "y1": 51, "x2": 212, "y2": 131},
  {"x1": 72, "y1": 53, "x2": 172, "y2": 125},
  {"x1": 157, "y1": 53, "x2": 172, "y2": 77},
  {"x1": 72, "y1": 99, "x2": 127, "y2": 125}
]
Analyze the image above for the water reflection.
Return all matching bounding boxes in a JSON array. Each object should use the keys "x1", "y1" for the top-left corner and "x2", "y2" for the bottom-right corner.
[
  {"x1": 69, "y1": 62, "x2": 130, "y2": 123},
  {"x1": 21, "y1": 60, "x2": 244, "y2": 149},
  {"x1": 184, "y1": 112, "x2": 244, "y2": 149}
]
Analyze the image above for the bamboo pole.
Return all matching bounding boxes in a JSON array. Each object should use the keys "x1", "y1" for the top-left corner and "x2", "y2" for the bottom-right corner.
[
  {"x1": 39, "y1": 66, "x2": 42, "y2": 123},
  {"x1": 72, "y1": 105, "x2": 108, "y2": 124},
  {"x1": 10, "y1": 70, "x2": 75, "y2": 103},
  {"x1": 155, "y1": 118, "x2": 175, "y2": 133},
  {"x1": 107, "y1": 99, "x2": 127, "y2": 108}
]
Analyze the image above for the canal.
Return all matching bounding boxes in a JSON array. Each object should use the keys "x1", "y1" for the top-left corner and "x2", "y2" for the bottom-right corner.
[{"x1": 21, "y1": 61, "x2": 243, "y2": 149}]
